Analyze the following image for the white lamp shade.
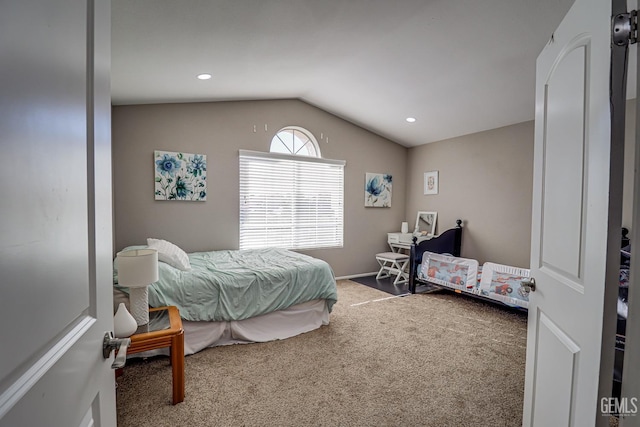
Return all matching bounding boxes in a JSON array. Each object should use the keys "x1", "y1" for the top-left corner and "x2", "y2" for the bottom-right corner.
[{"x1": 116, "y1": 249, "x2": 159, "y2": 288}]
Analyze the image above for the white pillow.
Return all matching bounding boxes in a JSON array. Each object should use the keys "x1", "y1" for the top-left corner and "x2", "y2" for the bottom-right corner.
[{"x1": 146, "y1": 238, "x2": 191, "y2": 271}]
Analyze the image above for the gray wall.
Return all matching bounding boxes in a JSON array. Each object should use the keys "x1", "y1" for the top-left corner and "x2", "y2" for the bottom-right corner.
[
  {"x1": 406, "y1": 121, "x2": 535, "y2": 268},
  {"x1": 114, "y1": 99, "x2": 634, "y2": 274},
  {"x1": 112, "y1": 99, "x2": 408, "y2": 277}
]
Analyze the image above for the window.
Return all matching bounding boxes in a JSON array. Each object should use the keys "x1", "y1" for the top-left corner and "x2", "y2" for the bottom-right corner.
[
  {"x1": 269, "y1": 126, "x2": 320, "y2": 157},
  {"x1": 239, "y1": 128, "x2": 344, "y2": 250}
]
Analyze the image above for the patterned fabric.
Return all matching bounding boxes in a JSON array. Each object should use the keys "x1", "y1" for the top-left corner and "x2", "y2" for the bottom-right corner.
[
  {"x1": 620, "y1": 267, "x2": 630, "y2": 288},
  {"x1": 418, "y1": 252, "x2": 479, "y2": 292},
  {"x1": 485, "y1": 271, "x2": 529, "y2": 300},
  {"x1": 479, "y1": 262, "x2": 530, "y2": 309},
  {"x1": 424, "y1": 259, "x2": 469, "y2": 286}
]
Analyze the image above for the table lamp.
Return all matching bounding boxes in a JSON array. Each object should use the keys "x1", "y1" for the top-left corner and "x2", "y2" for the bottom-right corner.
[{"x1": 116, "y1": 248, "x2": 159, "y2": 326}]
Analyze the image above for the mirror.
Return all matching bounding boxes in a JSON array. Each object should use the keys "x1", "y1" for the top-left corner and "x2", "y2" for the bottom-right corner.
[{"x1": 414, "y1": 211, "x2": 437, "y2": 236}]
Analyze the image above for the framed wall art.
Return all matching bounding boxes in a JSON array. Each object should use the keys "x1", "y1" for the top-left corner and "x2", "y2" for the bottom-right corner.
[
  {"x1": 154, "y1": 150, "x2": 207, "y2": 201},
  {"x1": 365, "y1": 173, "x2": 392, "y2": 207},
  {"x1": 424, "y1": 171, "x2": 439, "y2": 195}
]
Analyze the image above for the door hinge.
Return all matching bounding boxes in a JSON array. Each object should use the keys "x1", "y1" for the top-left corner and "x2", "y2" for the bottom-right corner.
[{"x1": 613, "y1": 10, "x2": 637, "y2": 46}]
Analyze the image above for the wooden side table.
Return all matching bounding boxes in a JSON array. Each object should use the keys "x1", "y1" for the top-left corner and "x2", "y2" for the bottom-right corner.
[{"x1": 127, "y1": 306, "x2": 184, "y2": 404}]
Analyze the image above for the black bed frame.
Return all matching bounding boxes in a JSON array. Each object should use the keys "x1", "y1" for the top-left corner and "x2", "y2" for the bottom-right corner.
[{"x1": 408, "y1": 219, "x2": 463, "y2": 294}]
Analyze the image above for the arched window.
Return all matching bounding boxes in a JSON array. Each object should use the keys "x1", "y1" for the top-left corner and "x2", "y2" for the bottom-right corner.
[
  {"x1": 239, "y1": 126, "x2": 344, "y2": 250},
  {"x1": 269, "y1": 126, "x2": 321, "y2": 157}
]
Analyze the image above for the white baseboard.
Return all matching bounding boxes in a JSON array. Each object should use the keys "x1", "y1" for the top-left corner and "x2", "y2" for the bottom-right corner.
[{"x1": 335, "y1": 272, "x2": 378, "y2": 281}]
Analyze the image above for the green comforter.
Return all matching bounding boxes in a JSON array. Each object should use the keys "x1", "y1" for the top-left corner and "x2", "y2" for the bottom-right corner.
[{"x1": 116, "y1": 248, "x2": 337, "y2": 322}]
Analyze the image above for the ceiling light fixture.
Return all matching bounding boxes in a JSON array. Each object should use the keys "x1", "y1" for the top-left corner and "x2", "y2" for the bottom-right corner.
[
  {"x1": 197, "y1": 73, "x2": 212, "y2": 80},
  {"x1": 406, "y1": 117, "x2": 416, "y2": 123}
]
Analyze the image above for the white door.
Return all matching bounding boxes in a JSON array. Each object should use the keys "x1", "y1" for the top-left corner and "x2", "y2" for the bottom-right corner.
[
  {"x1": 0, "y1": 1, "x2": 117, "y2": 426},
  {"x1": 523, "y1": 0, "x2": 626, "y2": 425}
]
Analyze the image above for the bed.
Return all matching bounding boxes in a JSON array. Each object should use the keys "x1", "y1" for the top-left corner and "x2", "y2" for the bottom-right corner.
[
  {"x1": 414, "y1": 252, "x2": 531, "y2": 309},
  {"x1": 408, "y1": 220, "x2": 532, "y2": 310},
  {"x1": 408, "y1": 219, "x2": 463, "y2": 294},
  {"x1": 114, "y1": 239, "x2": 338, "y2": 355}
]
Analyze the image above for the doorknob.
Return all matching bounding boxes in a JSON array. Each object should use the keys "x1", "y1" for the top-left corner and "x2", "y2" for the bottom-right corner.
[
  {"x1": 103, "y1": 332, "x2": 131, "y2": 369},
  {"x1": 521, "y1": 277, "x2": 536, "y2": 293}
]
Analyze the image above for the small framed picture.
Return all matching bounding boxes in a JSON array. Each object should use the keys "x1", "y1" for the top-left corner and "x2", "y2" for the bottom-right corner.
[{"x1": 424, "y1": 171, "x2": 439, "y2": 195}]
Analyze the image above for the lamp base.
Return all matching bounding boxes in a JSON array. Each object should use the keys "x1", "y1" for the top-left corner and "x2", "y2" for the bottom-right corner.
[{"x1": 129, "y1": 286, "x2": 150, "y2": 326}]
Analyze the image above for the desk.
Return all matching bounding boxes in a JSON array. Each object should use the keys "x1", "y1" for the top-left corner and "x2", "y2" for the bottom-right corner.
[
  {"x1": 387, "y1": 232, "x2": 433, "y2": 253},
  {"x1": 387, "y1": 232, "x2": 412, "y2": 253},
  {"x1": 128, "y1": 306, "x2": 184, "y2": 404},
  {"x1": 389, "y1": 242, "x2": 411, "y2": 253}
]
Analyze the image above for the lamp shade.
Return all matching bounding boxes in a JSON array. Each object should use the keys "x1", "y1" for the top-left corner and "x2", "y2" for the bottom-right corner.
[
  {"x1": 116, "y1": 249, "x2": 159, "y2": 288},
  {"x1": 116, "y1": 249, "x2": 159, "y2": 326}
]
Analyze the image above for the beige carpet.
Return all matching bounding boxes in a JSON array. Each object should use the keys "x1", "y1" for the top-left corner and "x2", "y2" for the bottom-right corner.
[{"x1": 116, "y1": 280, "x2": 530, "y2": 427}]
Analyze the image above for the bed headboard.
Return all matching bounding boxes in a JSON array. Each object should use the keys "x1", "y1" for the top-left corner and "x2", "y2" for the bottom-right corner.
[
  {"x1": 409, "y1": 219, "x2": 463, "y2": 293},
  {"x1": 412, "y1": 219, "x2": 462, "y2": 259}
]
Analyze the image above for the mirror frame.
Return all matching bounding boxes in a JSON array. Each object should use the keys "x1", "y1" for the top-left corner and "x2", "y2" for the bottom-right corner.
[{"x1": 414, "y1": 211, "x2": 437, "y2": 235}]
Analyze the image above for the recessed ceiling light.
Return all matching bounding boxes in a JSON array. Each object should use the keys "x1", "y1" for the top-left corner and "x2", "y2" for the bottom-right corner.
[
  {"x1": 197, "y1": 73, "x2": 212, "y2": 80},
  {"x1": 406, "y1": 117, "x2": 416, "y2": 123}
]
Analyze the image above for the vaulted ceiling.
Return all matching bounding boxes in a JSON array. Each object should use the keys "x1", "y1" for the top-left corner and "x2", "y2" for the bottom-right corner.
[{"x1": 111, "y1": 0, "x2": 577, "y2": 147}]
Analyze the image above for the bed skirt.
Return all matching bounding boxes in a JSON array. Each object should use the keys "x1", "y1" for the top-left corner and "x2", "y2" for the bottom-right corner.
[
  {"x1": 182, "y1": 299, "x2": 329, "y2": 354},
  {"x1": 114, "y1": 289, "x2": 329, "y2": 357}
]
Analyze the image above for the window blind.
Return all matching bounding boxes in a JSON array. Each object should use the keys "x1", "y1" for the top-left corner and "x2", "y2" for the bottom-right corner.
[{"x1": 239, "y1": 150, "x2": 345, "y2": 250}]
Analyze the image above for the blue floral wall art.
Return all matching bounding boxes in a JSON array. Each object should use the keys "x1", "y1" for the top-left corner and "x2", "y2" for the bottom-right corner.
[
  {"x1": 154, "y1": 150, "x2": 207, "y2": 201},
  {"x1": 365, "y1": 173, "x2": 392, "y2": 207}
]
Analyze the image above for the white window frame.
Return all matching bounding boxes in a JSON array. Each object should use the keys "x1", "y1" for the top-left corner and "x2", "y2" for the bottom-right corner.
[
  {"x1": 269, "y1": 126, "x2": 321, "y2": 158},
  {"x1": 239, "y1": 149, "x2": 345, "y2": 250}
]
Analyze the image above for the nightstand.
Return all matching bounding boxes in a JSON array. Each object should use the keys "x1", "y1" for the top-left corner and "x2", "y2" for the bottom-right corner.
[{"x1": 127, "y1": 306, "x2": 185, "y2": 404}]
